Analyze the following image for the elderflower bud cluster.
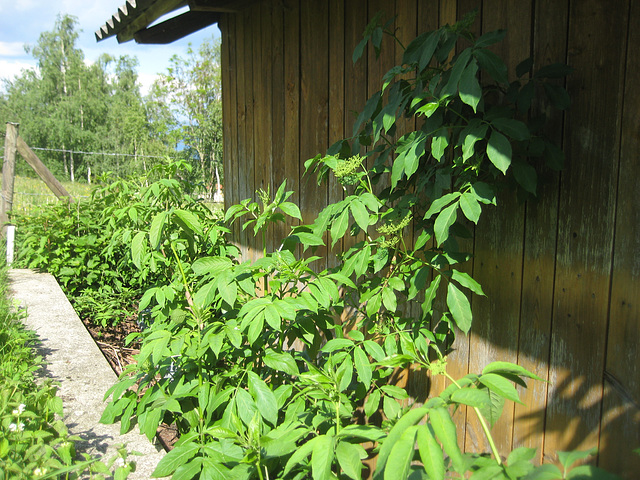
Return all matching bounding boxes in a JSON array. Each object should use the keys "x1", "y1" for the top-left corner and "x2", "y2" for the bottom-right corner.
[
  {"x1": 377, "y1": 212, "x2": 412, "y2": 236},
  {"x1": 333, "y1": 155, "x2": 364, "y2": 186},
  {"x1": 428, "y1": 358, "x2": 448, "y2": 376},
  {"x1": 377, "y1": 212, "x2": 413, "y2": 248}
]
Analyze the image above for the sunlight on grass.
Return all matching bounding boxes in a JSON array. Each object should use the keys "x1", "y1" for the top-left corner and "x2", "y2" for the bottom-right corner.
[{"x1": 10, "y1": 176, "x2": 93, "y2": 215}]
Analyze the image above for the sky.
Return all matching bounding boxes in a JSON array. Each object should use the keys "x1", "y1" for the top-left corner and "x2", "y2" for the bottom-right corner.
[{"x1": 0, "y1": 0, "x2": 220, "y2": 95}]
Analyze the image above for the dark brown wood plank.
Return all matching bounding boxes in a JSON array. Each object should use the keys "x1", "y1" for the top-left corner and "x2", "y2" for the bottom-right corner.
[
  {"x1": 237, "y1": 6, "x2": 255, "y2": 261},
  {"x1": 465, "y1": 0, "x2": 531, "y2": 457},
  {"x1": 257, "y1": 2, "x2": 274, "y2": 254},
  {"x1": 327, "y1": 0, "x2": 346, "y2": 268},
  {"x1": 512, "y1": 0, "x2": 568, "y2": 464},
  {"x1": 599, "y1": 1, "x2": 640, "y2": 475},
  {"x1": 342, "y1": 0, "x2": 368, "y2": 260},
  {"x1": 220, "y1": 13, "x2": 237, "y2": 211},
  {"x1": 283, "y1": 0, "x2": 300, "y2": 245},
  {"x1": 300, "y1": 0, "x2": 329, "y2": 269},
  {"x1": 269, "y1": 0, "x2": 287, "y2": 250},
  {"x1": 544, "y1": 0, "x2": 628, "y2": 462}
]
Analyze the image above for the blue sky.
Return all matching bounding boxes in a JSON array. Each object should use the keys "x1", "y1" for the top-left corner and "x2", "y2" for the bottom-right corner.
[{"x1": 0, "y1": 0, "x2": 220, "y2": 94}]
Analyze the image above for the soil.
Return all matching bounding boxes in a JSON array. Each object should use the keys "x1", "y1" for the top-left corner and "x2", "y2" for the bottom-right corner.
[{"x1": 79, "y1": 315, "x2": 179, "y2": 450}]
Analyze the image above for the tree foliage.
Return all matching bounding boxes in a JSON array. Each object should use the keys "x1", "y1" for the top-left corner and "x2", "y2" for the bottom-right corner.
[{"x1": 0, "y1": 16, "x2": 223, "y2": 188}]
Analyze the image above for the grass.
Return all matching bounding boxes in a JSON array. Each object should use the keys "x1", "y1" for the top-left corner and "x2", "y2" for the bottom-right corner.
[{"x1": 9, "y1": 176, "x2": 93, "y2": 216}]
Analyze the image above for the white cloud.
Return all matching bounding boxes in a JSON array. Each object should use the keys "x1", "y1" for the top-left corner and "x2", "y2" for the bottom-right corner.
[
  {"x1": 0, "y1": 59, "x2": 36, "y2": 84},
  {"x1": 0, "y1": 41, "x2": 27, "y2": 57},
  {"x1": 138, "y1": 72, "x2": 159, "y2": 96}
]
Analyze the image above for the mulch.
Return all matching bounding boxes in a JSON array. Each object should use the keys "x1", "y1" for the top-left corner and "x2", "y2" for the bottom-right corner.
[{"x1": 79, "y1": 316, "x2": 179, "y2": 450}]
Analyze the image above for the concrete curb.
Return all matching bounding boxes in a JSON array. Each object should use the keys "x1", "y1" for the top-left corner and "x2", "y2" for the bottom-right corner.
[{"x1": 8, "y1": 269, "x2": 165, "y2": 479}]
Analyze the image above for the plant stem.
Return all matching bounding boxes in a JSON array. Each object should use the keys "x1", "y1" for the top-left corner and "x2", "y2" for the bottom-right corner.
[{"x1": 444, "y1": 372, "x2": 503, "y2": 466}]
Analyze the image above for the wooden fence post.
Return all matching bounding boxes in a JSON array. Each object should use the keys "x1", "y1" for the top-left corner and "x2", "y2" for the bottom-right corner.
[
  {"x1": 15, "y1": 136, "x2": 72, "y2": 201},
  {"x1": 1, "y1": 122, "x2": 19, "y2": 237}
]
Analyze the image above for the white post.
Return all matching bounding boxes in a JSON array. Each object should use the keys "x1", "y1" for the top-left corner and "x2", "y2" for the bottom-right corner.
[{"x1": 6, "y1": 224, "x2": 15, "y2": 265}]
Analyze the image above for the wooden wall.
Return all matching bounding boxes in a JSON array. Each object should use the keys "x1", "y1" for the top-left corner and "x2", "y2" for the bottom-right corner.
[{"x1": 219, "y1": 0, "x2": 640, "y2": 475}]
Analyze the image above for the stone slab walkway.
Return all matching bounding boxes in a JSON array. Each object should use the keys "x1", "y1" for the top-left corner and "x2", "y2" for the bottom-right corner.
[{"x1": 8, "y1": 269, "x2": 165, "y2": 479}]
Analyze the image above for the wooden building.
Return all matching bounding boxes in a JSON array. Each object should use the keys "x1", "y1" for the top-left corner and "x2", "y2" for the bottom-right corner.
[{"x1": 98, "y1": 0, "x2": 640, "y2": 476}]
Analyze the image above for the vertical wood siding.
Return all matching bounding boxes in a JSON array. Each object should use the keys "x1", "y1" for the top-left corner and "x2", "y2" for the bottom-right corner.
[{"x1": 220, "y1": 0, "x2": 640, "y2": 476}]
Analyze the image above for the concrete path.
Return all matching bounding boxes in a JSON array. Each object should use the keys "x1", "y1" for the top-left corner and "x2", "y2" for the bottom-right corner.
[{"x1": 8, "y1": 269, "x2": 165, "y2": 479}]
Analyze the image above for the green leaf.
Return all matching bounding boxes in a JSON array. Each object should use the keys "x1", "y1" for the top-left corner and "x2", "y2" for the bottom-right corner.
[
  {"x1": 381, "y1": 287, "x2": 397, "y2": 312},
  {"x1": 152, "y1": 442, "x2": 199, "y2": 477},
  {"x1": 446, "y1": 282, "x2": 472, "y2": 334},
  {"x1": 459, "y1": 59, "x2": 481, "y2": 112},
  {"x1": 375, "y1": 407, "x2": 428, "y2": 477},
  {"x1": 283, "y1": 436, "x2": 319, "y2": 476},
  {"x1": 534, "y1": 63, "x2": 573, "y2": 79},
  {"x1": 450, "y1": 387, "x2": 491, "y2": 408},
  {"x1": 422, "y1": 275, "x2": 442, "y2": 317},
  {"x1": 417, "y1": 424, "x2": 445, "y2": 480},
  {"x1": 516, "y1": 57, "x2": 534, "y2": 78},
  {"x1": 451, "y1": 269, "x2": 485, "y2": 295},
  {"x1": 149, "y1": 211, "x2": 168, "y2": 250},
  {"x1": 487, "y1": 130, "x2": 512, "y2": 174},
  {"x1": 417, "y1": 102, "x2": 439, "y2": 117},
  {"x1": 365, "y1": 389, "x2": 381, "y2": 417},
  {"x1": 479, "y1": 373, "x2": 522, "y2": 403},
  {"x1": 566, "y1": 465, "x2": 620, "y2": 480},
  {"x1": 172, "y1": 457, "x2": 204, "y2": 480},
  {"x1": 191, "y1": 256, "x2": 233, "y2": 276},
  {"x1": 384, "y1": 425, "x2": 418, "y2": 480},
  {"x1": 429, "y1": 407, "x2": 465, "y2": 474},
  {"x1": 557, "y1": 447, "x2": 597, "y2": 470},
  {"x1": 264, "y1": 350, "x2": 299, "y2": 376},
  {"x1": 482, "y1": 361, "x2": 544, "y2": 381},
  {"x1": 424, "y1": 192, "x2": 460, "y2": 219},
  {"x1": 522, "y1": 464, "x2": 563, "y2": 480},
  {"x1": 434, "y1": 202, "x2": 458, "y2": 246},
  {"x1": 336, "y1": 441, "x2": 363, "y2": 480},
  {"x1": 363, "y1": 340, "x2": 386, "y2": 362},
  {"x1": 383, "y1": 395, "x2": 402, "y2": 420},
  {"x1": 443, "y1": 48, "x2": 472, "y2": 97},
  {"x1": 475, "y1": 48, "x2": 509, "y2": 85},
  {"x1": 475, "y1": 29, "x2": 507, "y2": 48},
  {"x1": 131, "y1": 231, "x2": 147, "y2": 270},
  {"x1": 543, "y1": 82, "x2": 571, "y2": 110},
  {"x1": 279, "y1": 201, "x2": 302, "y2": 220},
  {"x1": 312, "y1": 434, "x2": 335, "y2": 480},
  {"x1": 174, "y1": 209, "x2": 203, "y2": 236},
  {"x1": 247, "y1": 371, "x2": 278, "y2": 425},
  {"x1": 507, "y1": 446, "x2": 537, "y2": 465},
  {"x1": 354, "y1": 346, "x2": 372, "y2": 388},
  {"x1": 471, "y1": 181, "x2": 497, "y2": 205},
  {"x1": 224, "y1": 203, "x2": 245, "y2": 222},
  {"x1": 349, "y1": 199, "x2": 370, "y2": 232},
  {"x1": 461, "y1": 121, "x2": 488, "y2": 161},
  {"x1": 264, "y1": 304, "x2": 282, "y2": 331},
  {"x1": 292, "y1": 231, "x2": 325, "y2": 247},
  {"x1": 431, "y1": 128, "x2": 449, "y2": 161},
  {"x1": 491, "y1": 117, "x2": 530, "y2": 141},
  {"x1": 331, "y1": 208, "x2": 350, "y2": 247},
  {"x1": 512, "y1": 160, "x2": 538, "y2": 195},
  {"x1": 459, "y1": 191, "x2": 481, "y2": 224},
  {"x1": 322, "y1": 338, "x2": 354, "y2": 352},
  {"x1": 380, "y1": 385, "x2": 409, "y2": 399}
]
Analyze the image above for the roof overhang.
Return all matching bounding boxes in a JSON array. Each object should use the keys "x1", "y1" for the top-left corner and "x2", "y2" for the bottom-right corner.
[{"x1": 95, "y1": 0, "x2": 254, "y2": 44}]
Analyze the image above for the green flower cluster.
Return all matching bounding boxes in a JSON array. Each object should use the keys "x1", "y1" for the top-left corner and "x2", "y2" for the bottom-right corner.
[{"x1": 333, "y1": 154, "x2": 364, "y2": 186}]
